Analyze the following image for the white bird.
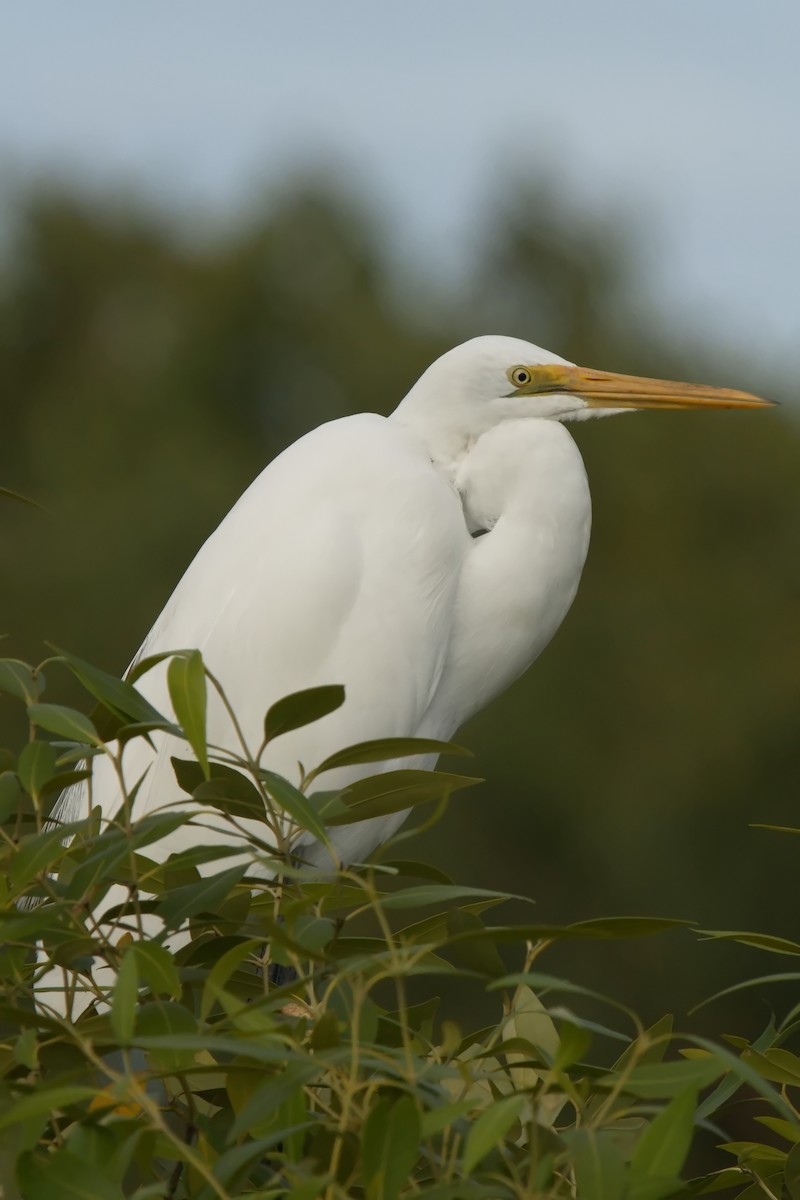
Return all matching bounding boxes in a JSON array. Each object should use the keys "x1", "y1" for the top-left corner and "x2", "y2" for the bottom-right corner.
[{"x1": 58, "y1": 335, "x2": 770, "y2": 872}]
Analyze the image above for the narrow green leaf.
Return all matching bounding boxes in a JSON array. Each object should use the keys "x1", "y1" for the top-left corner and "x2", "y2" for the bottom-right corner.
[
  {"x1": 228, "y1": 1061, "x2": 321, "y2": 1141},
  {"x1": 381, "y1": 883, "x2": 526, "y2": 910},
  {"x1": 608, "y1": 1055, "x2": 726, "y2": 1098},
  {"x1": 562, "y1": 1129, "x2": 627, "y2": 1200},
  {"x1": 171, "y1": 756, "x2": 267, "y2": 821},
  {"x1": 110, "y1": 946, "x2": 139, "y2": 1043},
  {"x1": 131, "y1": 940, "x2": 180, "y2": 999},
  {"x1": 307, "y1": 736, "x2": 472, "y2": 782},
  {"x1": 201, "y1": 938, "x2": 264, "y2": 1020},
  {"x1": 741, "y1": 1047, "x2": 800, "y2": 1086},
  {"x1": 167, "y1": 650, "x2": 209, "y2": 776},
  {"x1": 263, "y1": 684, "x2": 345, "y2": 742},
  {"x1": 785, "y1": 1142, "x2": 800, "y2": 1200},
  {"x1": 27, "y1": 703, "x2": 100, "y2": 744},
  {"x1": 630, "y1": 1088, "x2": 697, "y2": 1187},
  {"x1": 462, "y1": 1094, "x2": 524, "y2": 1176},
  {"x1": 362, "y1": 1094, "x2": 421, "y2": 1200},
  {"x1": 0, "y1": 485, "x2": 44, "y2": 510},
  {"x1": 135, "y1": 1000, "x2": 198, "y2": 1071},
  {"x1": 325, "y1": 770, "x2": 482, "y2": 826},
  {"x1": 50, "y1": 644, "x2": 165, "y2": 724},
  {"x1": 555, "y1": 1020, "x2": 592, "y2": 1069},
  {"x1": 17, "y1": 739, "x2": 57, "y2": 798},
  {"x1": 0, "y1": 658, "x2": 45, "y2": 704},
  {"x1": 156, "y1": 863, "x2": 248, "y2": 929},
  {"x1": 10, "y1": 824, "x2": 85, "y2": 891},
  {"x1": 260, "y1": 769, "x2": 330, "y2": 846},
  {"x1": 696, "y1": 928, "x2": 800, "y2": 956},
  {"x1": 420, "y1": 1099, "x2": 475, "y2": 1137},
  {"x1": 0, "y1": 770, "x2": 26, "y2": 822},
  {"x1": 0, "y1": 1086, "x2": 97, "y2": 1133}
]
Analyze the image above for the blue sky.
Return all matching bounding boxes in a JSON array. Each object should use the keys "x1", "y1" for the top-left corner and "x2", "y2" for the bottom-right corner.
[{"x1": 2, "y1": 1, "x2": 798, "y2": 362}]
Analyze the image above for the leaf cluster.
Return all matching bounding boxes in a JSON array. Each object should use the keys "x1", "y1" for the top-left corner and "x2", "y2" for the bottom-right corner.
[{"x1": 0, "y1": 648, "x2": 799, "y2": 1198}]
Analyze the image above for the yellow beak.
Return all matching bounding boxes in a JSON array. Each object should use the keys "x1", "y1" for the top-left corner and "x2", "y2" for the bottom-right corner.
[{"x1": 519, "y1": 363, "x2": 775, "y2": 410}]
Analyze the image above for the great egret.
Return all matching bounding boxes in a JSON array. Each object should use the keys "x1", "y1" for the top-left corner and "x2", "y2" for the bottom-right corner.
[{"x1": 57, "y1": 335, "x2": 771, "y2": 871}]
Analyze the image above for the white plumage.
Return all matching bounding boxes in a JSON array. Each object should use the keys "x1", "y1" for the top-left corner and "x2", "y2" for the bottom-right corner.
[{"x1": 57, "y1": 334, "x2": 768, "y2": 870}]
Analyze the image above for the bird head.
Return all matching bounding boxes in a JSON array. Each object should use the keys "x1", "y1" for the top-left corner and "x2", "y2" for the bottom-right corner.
[{"x1": 393, "y1": 335, "x2": 774, "y2": 468}]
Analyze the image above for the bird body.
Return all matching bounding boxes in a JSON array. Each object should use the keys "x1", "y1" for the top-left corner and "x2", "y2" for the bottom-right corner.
[{"x1": 57, "y1": 335, "x2": 770, "y2": 870}]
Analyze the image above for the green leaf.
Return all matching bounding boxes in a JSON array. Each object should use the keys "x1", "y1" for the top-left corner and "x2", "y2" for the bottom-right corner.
[
  {"x1": 110, "y1": 946, "x2": 139, "y2": 1043},
  {"x1": 785, "y1": 1142, "x2": 800, "y2": 1200},
  {"x1": 741, "y1": 1047, "x2": 800, "y2": 1086},
  {"x1": 10, "y1": 825, "x2": 81, "y2": 891},
  {"x1": 260, "y1": 769, "x2": 331, "y2": 846},
  {"x1": 17, "y1": 739, "x2": 57, "y2": 799},
  {"x1": 156, "y1": 863, "x2": 248, "y2": 929},
  {"x1": 228, "y1": 1060, "x2": 322, "y2": 1141},
  {"x1": 0, "y1": 484, "x2": 45, "y2": 509},
  {"x1": 27, "y1": 703, "x2": 100, "y2": 744},
  {"x1": 135, "y1": 1001, "x2": 198, "y2": 1071},
  {"x1": 420, "y1": 1099, "x2": 475, "y2": 1137},
  {"x1": 462, "y1": 1094, "x2": 524, "y2": 1176},
  {"x1": 167, "y1": 650, "x2": 209, "y2": 776},
  {"x1": 18, "y1": 1150, "x2": 129, "y2": 1200},
  {"x1": 263, "y1": 684, "x2": 346, "y2": 742},
  {"x1": 555, "y1": 1020, "x2": 592, "y2": 1070},
  {"x1": 444, "y1": 907, "x2": 507, "y2": 977},
  {"x1": 50, "y1": 645, "x2": 166, "y2": 725},
  {"x1": 0, "y1": 658, "x2": 45, "y2": 704},
  {"x1": 381, "y1": 859, "x2": 453, "y2": 884},
  {"x1": 0, "y1": 770, "x2": 26, "y2": 822},
  {"x1": 0, "y1": 1086, "x2": 97, "y2": 1133},
  {"x1": 609, "y1": 1055, "x2": 726, "y2": 1098},
  {"x1": 630, "y1": 1088, "x2": 697, "y2": 1193},
  {"x1": 381, "y1": 883, "x2": 525, "y2": 910},
  {"x1": 171, "y1": 756, "x2": 267, "y2": 821},
  {"x1": 362, "y1": 1095, "x2": 421, "y2": 1200},
  {"x1": 201, "y1": 937, "x2": 264, "y2": 1019},
  {"x1": 696, "y1": 928, "x2": 800, "y2": 956},
  {"x1": 307, "y1": 736, "x2": 472, "y2": 782},
  {"x1": 562, "y1": 1129, "x2": 627, "y2": 1200},
  {"x1": 325, "y1": 769, "x2": 482, "y2": 826},
  {"x1": 131, "y1": 940, "x2": 180, "y2": 999}
]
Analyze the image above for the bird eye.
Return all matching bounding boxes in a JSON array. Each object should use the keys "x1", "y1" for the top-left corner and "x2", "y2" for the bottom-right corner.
[{"x1": 509, "y1": 366, "x2": 532, "y2": 387}]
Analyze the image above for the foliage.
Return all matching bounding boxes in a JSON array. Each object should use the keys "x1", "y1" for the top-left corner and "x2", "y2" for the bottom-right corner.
[{"x1": 2, "y1": 648, "x2": 800, "y2": 1198}]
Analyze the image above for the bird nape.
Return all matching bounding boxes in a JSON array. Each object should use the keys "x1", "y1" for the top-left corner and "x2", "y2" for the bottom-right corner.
[{"x1": 56, "y1": 334, "x2": 773, "y2": 873}]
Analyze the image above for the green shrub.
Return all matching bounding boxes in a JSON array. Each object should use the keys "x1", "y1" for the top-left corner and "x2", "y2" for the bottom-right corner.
[{"x1": 1, "y1": 647, "x2": 798, "y2": 1199}]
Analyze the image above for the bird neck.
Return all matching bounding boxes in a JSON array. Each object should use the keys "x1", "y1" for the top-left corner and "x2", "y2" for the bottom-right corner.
[{"x1": 390, "y1": 402, "x2": 477, "y2": 480}]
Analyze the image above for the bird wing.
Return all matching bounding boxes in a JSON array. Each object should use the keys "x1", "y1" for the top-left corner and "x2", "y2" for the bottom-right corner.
[{"x1": 62, "y1": 414, "x2": 468, "y2": 865}]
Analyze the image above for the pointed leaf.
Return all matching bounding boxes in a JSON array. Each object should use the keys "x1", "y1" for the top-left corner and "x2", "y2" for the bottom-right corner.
[
  {"x1": 0, "y1": 659, "x2": 45, "y2": 704},
  {"x1": 110, "y1": 945, "x2": 139, "y2": 1043},
  {"x1": 131, "y1": 940, "x2": 180, "y2": 999},
  {"x1": 17, "y1": 739, "x2": 57, "y2": 798},
  {"x1": 50, "y1": 644, "x2": 165, "y2": 724},
  {"x1": 0, "y1": 1087, "x2": 97, "y2": 1133},
  {"x1": 630, "y1": 1088, "x2": 697, "y2": 1187},
  {"x1": 362, "y1": 1094, "x2": 421, "y2": 1200},
  {"x1": 27, "y1": 703, "x2": 99, "y2": 745},
  {"x1": 156, "y1": 863, "x2": 248, "y2": 929},
  {"x1": 563, "y1": 1129, "x2": 626, "y2": 1200},
  {"x1": 609, "y1": 1055, "x2": 726, "y2": 1098},
  {"x1": 381, "y1": 883, "x2": 526, "y2": 910},
  {"x1": 264, "y1": 685, "x2": 345, "y2": 742},
  {"x1": 462, "y1": 1094, "x2": 524, "y2": 1175},
  {"x1": 167, "y1": 650, "x2": 209, "y2": 776},
  {"x1": 325, "y1": 770, "x2": 481, "y2": 826},
  {"x1": 307, "y1": 736, "x2": 472, "y2": 782},
  {"x1": 261, "y1": 769, "x2": 330, "y2": 846}
]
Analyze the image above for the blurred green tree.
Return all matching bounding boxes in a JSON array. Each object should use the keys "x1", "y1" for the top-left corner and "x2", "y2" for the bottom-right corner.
[{"x1": 1, "y1": 173, "x2": 797, "y2": 1024}]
